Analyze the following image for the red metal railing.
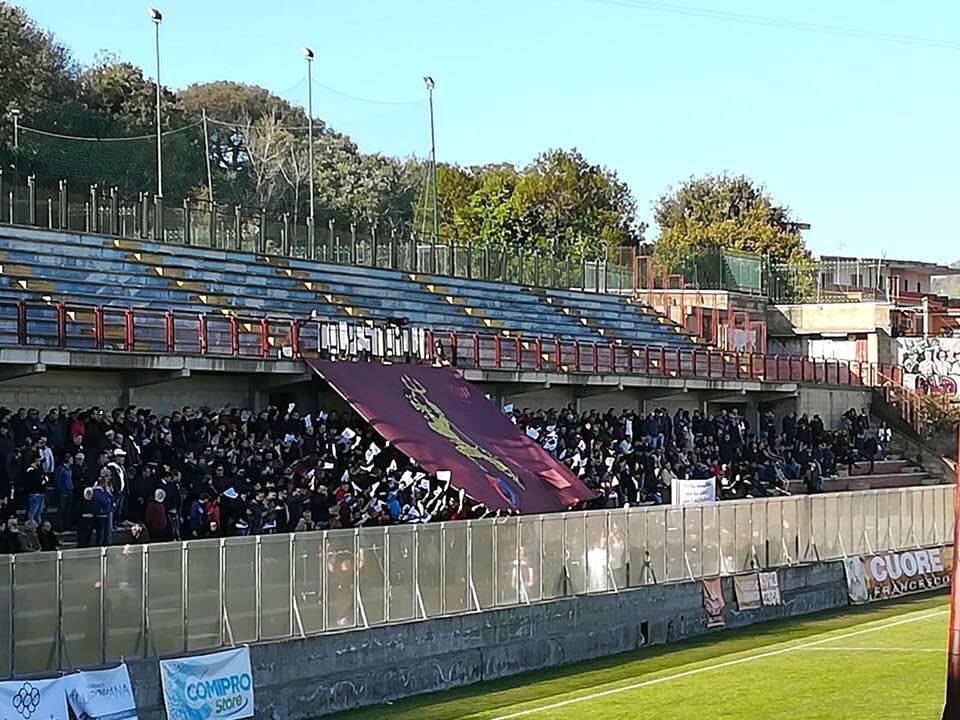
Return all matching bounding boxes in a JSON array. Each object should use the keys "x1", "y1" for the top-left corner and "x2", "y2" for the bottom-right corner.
[{"x1": 0, "y1": 298, "x2": 908, "y2": 388}]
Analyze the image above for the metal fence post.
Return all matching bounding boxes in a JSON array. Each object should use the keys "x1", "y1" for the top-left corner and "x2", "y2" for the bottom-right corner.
[
  {"x1": 181, "y1": 541, "x2": 189, "y2": 653},
  {"x1": 7, "y1": 555, "x2": 14, "y2": 678},
  {"x1": 142, "y1": 546, "x2": 150, "y2": 659},
  {"x1": 58, "y1": 179, "x2": 68, "y2": 230},
  {"x1": 99, "y1": 547, "x2": 107, "y2": 665},
  {"x1": 218, "y1": 538, "x2": 226, "y2": 647},
  {"x1": 26, "y1": 174, "x2": 36, "y2": 225},
  {"x1": 255, "y1": 535, "x2": 263, "y2": 641}
]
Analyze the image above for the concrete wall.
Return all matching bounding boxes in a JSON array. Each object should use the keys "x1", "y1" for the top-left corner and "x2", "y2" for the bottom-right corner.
[
  {"x1": 796, "y1": 386, "x2": 872, "y2": 428},
  {"x1": 0, "y1": 370, "x2": 123, "y2": 410},
  {"x1": 769, "y1": 303, "x2": 892, "y2": 334},
  {"x1": 126, "y1": 561, "x2": 848, "y2": 719}
]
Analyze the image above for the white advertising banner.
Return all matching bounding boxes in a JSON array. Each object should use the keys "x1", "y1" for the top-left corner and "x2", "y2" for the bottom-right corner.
[
  {"x1": 0, "y1": 678, "x2": 70, "y2": 720},
  {"x1": 159, "y1": 647, "x2": 254, "y2": 720},
  {"x1": 671, "y1": 478, "x2": 716, "y2": 506},
  {"x1": 65, "y1": 664, "x2": 138, "y2": 720},
  {"x1": 759, "y1": 571, "x2": 782, "y2": 606}
]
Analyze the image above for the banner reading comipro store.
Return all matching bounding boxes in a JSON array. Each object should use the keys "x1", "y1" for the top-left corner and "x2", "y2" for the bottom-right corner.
[
  {"x1": 159, "y1": 647, "x2": 254, "y2": 720},
  {"x1": 844, "y1": 546, "x2": 953, "y2": 604}
]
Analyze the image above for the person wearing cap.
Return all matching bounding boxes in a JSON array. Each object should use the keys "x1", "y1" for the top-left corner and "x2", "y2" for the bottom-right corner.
[{"x1": 144, "y1": 488, "x2": 169, "y2": 542}]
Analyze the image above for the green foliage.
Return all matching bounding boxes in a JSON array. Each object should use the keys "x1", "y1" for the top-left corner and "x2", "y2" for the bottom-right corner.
[
  {"x1": 417, "y1": 150, "x2": 643, "y2": 259},
  {"x1": 653, "y1": 174, "x2": 808, "y2": 272}
]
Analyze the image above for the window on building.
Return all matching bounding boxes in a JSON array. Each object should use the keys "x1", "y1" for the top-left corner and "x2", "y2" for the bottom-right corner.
[{"x1": 917, "y1": 282, "x2": 922, "y2": 293}]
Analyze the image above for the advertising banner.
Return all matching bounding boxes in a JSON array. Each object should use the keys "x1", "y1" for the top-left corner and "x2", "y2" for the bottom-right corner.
[
  {"x1": 858, "y1": 546, "x2": 952, "y2": 602},
  {"x1": 702, "y1": 578, "x2": 727, "y2": 629},
  {"x1": 671, "y1": 478, "x2": 716, "y2": 506},
  {"x1": 733, "y1": 573, "x2": 762, "y2": 611},
  {"x1": 0, "y1": 678, "x2": 69, "y2": 720},
  {"x1": 159, "y1": 647, "x2": 254, "y2": 720},
  {"x1": 843, "y1": 557, "x2": 869, "y2": 604},
  {"x1": 759, "y1": 571, "x2": 782, "y2": 606},
  {"x1": 65, "y1": 664, "x2": 137, "y2": 720}
]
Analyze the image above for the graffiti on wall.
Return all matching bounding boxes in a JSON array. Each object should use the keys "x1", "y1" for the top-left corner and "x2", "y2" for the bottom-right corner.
[{"x1": 897, "y1": 338, "x2": 960, "y2": 396}]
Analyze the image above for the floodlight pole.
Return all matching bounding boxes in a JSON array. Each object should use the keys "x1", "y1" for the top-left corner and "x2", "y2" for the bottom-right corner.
[
  {"x1": 424, "y1": 76, "x2": 440, "y2": 271},
  {"x1": 302, "y1": 47, "x2": 316, "y2": 230},
  {"x1": 149, "y1": 8, "x2": 164, "y2": 198}
]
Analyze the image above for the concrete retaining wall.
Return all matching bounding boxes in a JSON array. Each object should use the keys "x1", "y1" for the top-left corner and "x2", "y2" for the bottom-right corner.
[
  {"x1": 796, "y1": 386, "x2": 873, "y2": 428},
  {"x1": 126, "y1": 561, "x2": 848, "y2": 719}
]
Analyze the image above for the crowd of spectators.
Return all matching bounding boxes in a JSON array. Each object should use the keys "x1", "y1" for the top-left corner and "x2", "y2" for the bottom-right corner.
[
  {"x1": 0, "y1": 403, "x2": 474, "y2": 553},
  {"x1": 514, "y1": 405, "x2": 890, "y2": 505},
  {"x1": 0, "y1": 401, "x2": 891, "y2": 553}
]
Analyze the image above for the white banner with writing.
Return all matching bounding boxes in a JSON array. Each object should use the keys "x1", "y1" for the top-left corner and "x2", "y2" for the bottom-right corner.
[
  {"x1": 160, "y1": 647, "x2": 254, "y2": 720},
  {"x1": 671, "y1": 477, "x2": 716, "y2": 505},
  {"x1": 65, "y1": 664, "x2": 137, "y2": 720}
]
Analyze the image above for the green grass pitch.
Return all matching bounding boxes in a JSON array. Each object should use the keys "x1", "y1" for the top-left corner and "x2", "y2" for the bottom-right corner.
[{"x1": 333, "y1": 593, "x2": 949, "y2": 719}]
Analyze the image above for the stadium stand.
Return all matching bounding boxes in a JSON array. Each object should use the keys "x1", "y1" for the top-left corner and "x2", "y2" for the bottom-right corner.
[
  {"x1": 0, "y1": 399, "x2": 927, "y2": 554},
  {"x1": 0, "y1": 225, "x2": 698, "y2": 349}
]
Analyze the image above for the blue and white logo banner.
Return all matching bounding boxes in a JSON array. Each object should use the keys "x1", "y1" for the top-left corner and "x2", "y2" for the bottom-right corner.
[
  {"x1": 65, "y1": 664, "x2": 137, "y2": 720},
  {"x1": 0, "y1": 678, "x2": 69, "y2": 720},
  {"x1": 159, "y1": 647, "x2": 254, "y2": 720}
]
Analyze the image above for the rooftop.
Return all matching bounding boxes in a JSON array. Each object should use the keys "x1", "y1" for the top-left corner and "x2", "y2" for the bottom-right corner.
[{"x1": 816, "y1": 255, "x2": 960, "y2": 276}]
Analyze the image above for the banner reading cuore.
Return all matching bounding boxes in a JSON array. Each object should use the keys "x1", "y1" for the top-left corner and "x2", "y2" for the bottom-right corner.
[
  {"x1": 308, "y1": 360, "x2": 595, "y2": 513},
  {"x1": 843, "y1": 546, "x2": 952, "y2": 604},
  {"x1": 159, "y1": 647, "x2": 254, "y2": 720}
]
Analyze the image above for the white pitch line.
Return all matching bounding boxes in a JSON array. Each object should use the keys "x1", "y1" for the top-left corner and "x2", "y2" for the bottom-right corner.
[
  {"x1": 490, "y1": 608, "x2": 947, "y2": 720},
  {"x1": 795, "y1": 646, "x2": 943, "y2": 653}
]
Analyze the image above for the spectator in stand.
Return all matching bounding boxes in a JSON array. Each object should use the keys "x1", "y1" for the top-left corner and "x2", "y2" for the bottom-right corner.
[
  {"x1": 54, "y1": 453, "x2": 74, "y2": 531},
  {"x1": 38, "y1": 520, "x2": 59, "y2": 551},
  {"x1": 863, "y1": 433, "x2": 879, "y2": 475},
  {"x1": 878, "y1": 422, "x2": 892, "y2": 460},
  {"x1": 22, "y1": 456, "x2": 46, "y2": 524},
  {"x1": 0, "y1": 517, "x2": 20, "y2": 553},
  {"x1": 19, "y1": 519, "x2": 40, "y2": 552},
  {"x1": 92, "y1": 471, "x2": 114, "y2": 547},
  {"x1": 76, "y1": 487, "x2": 97, "y2": 548},
  {"x1": 144, "y1": 488, "x2": 169, "y2": 542}
]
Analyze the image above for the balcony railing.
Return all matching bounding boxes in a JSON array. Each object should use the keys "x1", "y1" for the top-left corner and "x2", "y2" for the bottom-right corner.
[{"x1": 0, "y1": 298, "x2": 907, "y2": 389}]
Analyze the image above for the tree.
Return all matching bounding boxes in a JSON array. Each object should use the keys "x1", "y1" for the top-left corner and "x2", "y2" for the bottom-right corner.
[
  {"x1": 513, "y1": 149, "x2": 642, "y2": 259},
  {"x1": 0, "y1": 2, "x2": 75, "y2": 142},
  {"x1": 653, "y1": 174, "x2": 808, "y2": 271}
]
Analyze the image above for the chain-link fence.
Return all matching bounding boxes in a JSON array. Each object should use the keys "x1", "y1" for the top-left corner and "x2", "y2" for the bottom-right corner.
[{"x1": 0, "y1": 484, "x2": 951, "y2": 678}]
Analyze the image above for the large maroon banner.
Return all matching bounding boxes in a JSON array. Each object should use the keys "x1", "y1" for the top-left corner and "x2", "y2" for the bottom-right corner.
[{"x1": 308, "y1": 360, "x2": 595, "y2": 513}]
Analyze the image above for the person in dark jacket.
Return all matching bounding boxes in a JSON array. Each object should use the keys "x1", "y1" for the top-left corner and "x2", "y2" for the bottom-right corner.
[
  {"x1": 92, "y1": 473, "x2": 114, "y2": 546},
  {"x1": 0, "y1": 518, "x2": 21, "y2": 554},
  {"x1": 54, "y1": 453, "x2": 74, "y2": 531},
  {"x1": 23, "y1": 456, "x2": 46, "y2": 524},
  {"x1": 76, "y1": 487, "x2": 97, "y2": 548},
  {"x1": 38, "y1": 520, "x2": 59, "y2": 552}
]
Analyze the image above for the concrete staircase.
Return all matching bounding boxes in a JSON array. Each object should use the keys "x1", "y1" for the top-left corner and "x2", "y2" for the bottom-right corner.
[{"x1": 786, "y1": 456, "x2": 936, "y2": 494}]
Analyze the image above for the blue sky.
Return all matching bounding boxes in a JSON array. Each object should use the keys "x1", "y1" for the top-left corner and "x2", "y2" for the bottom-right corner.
[{"x1": 15, "y1": 0, "x2": 960, "y2": 263}]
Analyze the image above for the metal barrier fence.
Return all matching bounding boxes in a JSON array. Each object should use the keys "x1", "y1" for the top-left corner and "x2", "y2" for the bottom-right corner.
[
  {"x1": 0, "y1": 485, "x2": 952, "y2": 678},
  {"x1": 0, "y1": 171, "x2": 633, "y2": 295}
]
